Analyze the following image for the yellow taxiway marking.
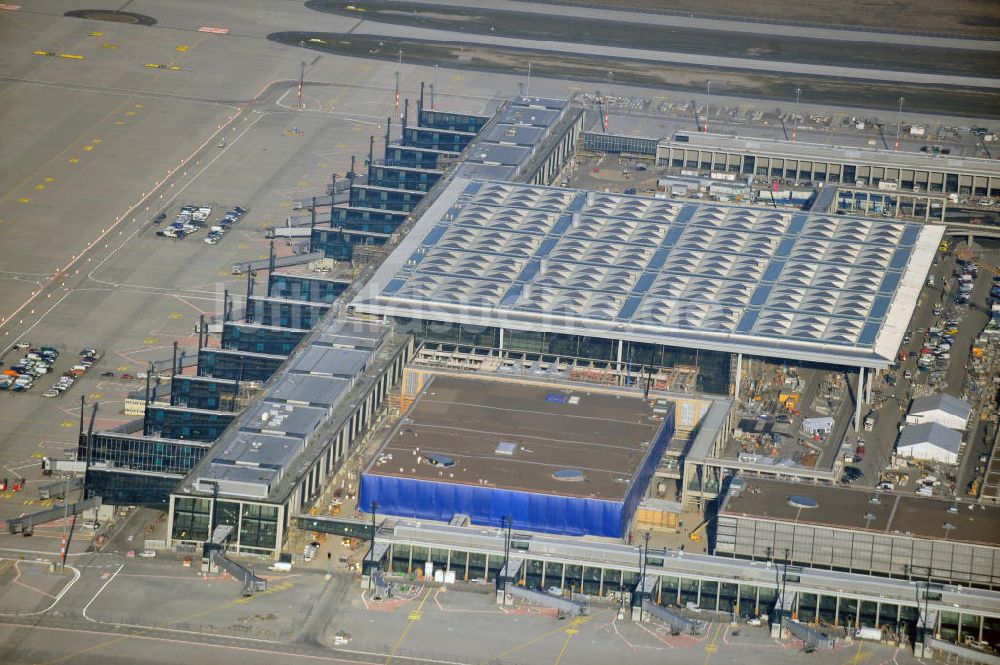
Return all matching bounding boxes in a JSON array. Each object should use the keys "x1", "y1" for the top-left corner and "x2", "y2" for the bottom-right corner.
[
  {"x1": 385, "y1": 588, "x2": 432, "y2": 665},
  {"x1": 703, "y1": 623, "x2": 723, "y2": 665},
  {"x1": 89, "y1": 392, "x2": 101, "y2": 400},
  {"x1": 44, "y1": 177, "x2": 54, "y2": 182},
  {"x1": 19, "y1": 197, "x2": 29, "y2": 203},
  {"x1": 553, "y1": 614, "x2": 593, "y2": 665},
  {"x1": 842, "y1": 642, "x2": 873, "y2": 665},
  {"x1": 69, "y1": 158, "x2": 79, "y2": 164},
  {"x1": 35, "y1": 184, "x2": 45, "y2": 191},
  {"x1": 89, "y1": 31, "x2": 103, "y2": 37},
  {"x1": 82, "y1": 145, "x2": 93, "y2": 152},
  {"x1": 168, "y1": 312, "x2": 183, "y2": 319},
  {"x1": 60, "y1": 421, "x2": 75, "y2": 428}
]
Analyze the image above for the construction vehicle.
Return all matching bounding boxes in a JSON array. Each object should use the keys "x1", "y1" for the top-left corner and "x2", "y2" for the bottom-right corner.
[
  {"x1": 689, "y1": 515, "x2": 718, "y2": 543},
  {"x1": 968, "y1": 477, "x2": 980, "y2": 496}
]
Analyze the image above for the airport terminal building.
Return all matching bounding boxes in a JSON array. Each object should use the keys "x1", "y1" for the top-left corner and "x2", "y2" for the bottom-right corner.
[
  {"x1": 716, "y1": 478, "x2": 1000, "y2": 591},
  {"x1": 76, "y1": 95, "x2": 988, "y2": 645},
  {"x1": 165, "y1": 320, "x2": 413, "y2": 557},
  {"x1": 350, "y1": 177, "x2": 943, "y2": 411},
  {"x1": 656, "y1": 132, "x2": 1000, "y2": 197}
]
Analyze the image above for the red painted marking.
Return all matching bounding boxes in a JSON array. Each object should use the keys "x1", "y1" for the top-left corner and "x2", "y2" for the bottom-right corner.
[
  {"x1": 198, "y1": 26, "x2": 229, "y2": 34},
  {"x1": 0, "y1": 4, "x2": 23, "y2": 10}
]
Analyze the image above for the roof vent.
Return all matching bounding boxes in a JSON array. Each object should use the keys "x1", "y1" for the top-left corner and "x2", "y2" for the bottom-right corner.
[{"x1": 552, "y1": 469, "x2": 586, "y2": 482}]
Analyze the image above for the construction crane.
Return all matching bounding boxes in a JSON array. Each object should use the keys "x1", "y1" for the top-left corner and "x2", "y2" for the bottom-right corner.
[{"x1": 688, "y1": 514, "x2": 718, "y2": 543}]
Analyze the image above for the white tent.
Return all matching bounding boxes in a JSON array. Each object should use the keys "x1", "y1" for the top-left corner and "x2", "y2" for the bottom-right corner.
[
  {"x1": 905, "y1": 393, "x2": 971, "y2": 430},
  {"x1": 802, "y1": 416, "x2": 834, "y2": 435},
  {"x1": 896, "y1": 423, "x2": 961, "y2": 465}
]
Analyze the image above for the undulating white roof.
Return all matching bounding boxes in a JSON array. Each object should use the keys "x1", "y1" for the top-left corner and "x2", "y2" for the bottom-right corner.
[{"x1": 352, "y1": 178, "x2": 943, "y2": 368}]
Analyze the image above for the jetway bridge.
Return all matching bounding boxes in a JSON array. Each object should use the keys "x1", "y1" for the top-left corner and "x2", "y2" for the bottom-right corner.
[
  {"x1": 203, "y1": 525, "x2": 267, "y2": 596},
  {"x1": 6, "y1": 496, "x2": 101, "y2": 534}
]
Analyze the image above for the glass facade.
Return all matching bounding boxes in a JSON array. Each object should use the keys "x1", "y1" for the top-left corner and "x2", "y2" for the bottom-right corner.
[
  {"x1": 397, "y1": 317, "x2": 731, "y2": 395},
  {"x1": 418, "y1": 109, "x2": 488, "y2": 133},
  {"x1": 384, "y1": 146, "x2": 446, "y2": 169},
  {"x1": 83, "y1": 432, "x2": 210, "y2": 474},
  {"x1": 311, "y1": 228, "x2": 391, "y2": 261},
  {"x1": 367, "y1": 540, "x2": 934, "y2": 618},
  {"x1": 331, "y1": 206, "x2": 406, "y2": 229},
  {"x1": 221, "y1": 323, "x2": 307, "y2": 356},
  {"x1": 582, "y1": 132, "x2": 658, "y2": 156},
  {"x1": 369, "y1": 166, "x2": 441, "y2": 193},
  {"x1": 348, "y1": 186, "x2": 424, "y2": 212},
  {"x1": 197, "y1": 348, "x2": 285, "y2": 382},
  {"x1": 240, "y1": 503, "x2": 279, "y2": 551},
  {"x1": 171, "y1": 497, "x2": 212, "y2": 542},
  {"x1": 144, "y1": 406, "x2": 235, "y2": 442},
  {"x1": 85, "y1": 469, "x2": 179, "y2": 508},
  {"x1": 402, "y1": 127, "x2": 475, "y2": 152},
  {"x1": 170, "y1": 375, "x2": 238, "y2": 411},
  {"x1": 837, "y1": 191, "x2": 898, "y2": 216},
  {"x1": 268, "y1": 274, "x2": 347, "y2": 304},
  {"x1": 245, "y1": 296, "x2": 330, "y2": 329}
]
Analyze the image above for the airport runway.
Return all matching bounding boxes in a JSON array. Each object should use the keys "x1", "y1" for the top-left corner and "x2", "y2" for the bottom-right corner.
[
  {"x1": 345, "y1": 21, "x2": 1000, "y2": 89},
  {"x1": 388, "y1": 0, "x2": 1000, "y2": 51},
  {"x1": 0, "y1": 3, "x2": 498, "y2": 551}
]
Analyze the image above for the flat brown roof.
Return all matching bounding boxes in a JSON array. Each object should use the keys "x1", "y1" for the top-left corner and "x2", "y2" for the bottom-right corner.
[
  {"x1": 722, "y1": 478, "x2": 1000, "y2": 548},
  {"x1": 367, "y1": 374, "x2": 668, "y2": 501}
]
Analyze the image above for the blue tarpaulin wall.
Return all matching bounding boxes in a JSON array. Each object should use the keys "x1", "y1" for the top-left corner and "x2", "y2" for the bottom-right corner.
[
  {"x1": 361, "y1": 474, "x2": 625, "y2": 537},
  {"x1": 361, "y1": 405, "x2": 676, "y2": 539},
  {"x1": 622, "y1": 407, "x2": 675, "y2": 533}
]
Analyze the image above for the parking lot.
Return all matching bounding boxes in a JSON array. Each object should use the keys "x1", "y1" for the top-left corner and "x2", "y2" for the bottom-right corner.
[
  {"x1": 0, "y1": 3, "x2": 518, "y2": 563},
  {"x1": 153, "y1": 203, "x2": 249, "y2": 244}
]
